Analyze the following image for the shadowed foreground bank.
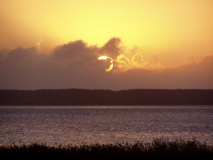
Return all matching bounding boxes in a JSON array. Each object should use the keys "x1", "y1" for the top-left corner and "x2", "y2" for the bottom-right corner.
[
  {"x1": 1, "y1": 138, "x2": 213, "y2": 160},
  {"x1": 0, "y1": 89, "x2": 213, "y2": 105}
]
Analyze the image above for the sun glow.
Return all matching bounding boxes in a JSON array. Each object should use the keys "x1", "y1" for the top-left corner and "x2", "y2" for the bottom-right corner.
[
  {"x1": 98, "y1": 53, "x2": 150, "y2": 72},
  {"x1": 98, "y1": 56, "x2": 108, "y2": 60},
  {"x1": 98, "y1": 56, "x2": 114, "y2": 72}
]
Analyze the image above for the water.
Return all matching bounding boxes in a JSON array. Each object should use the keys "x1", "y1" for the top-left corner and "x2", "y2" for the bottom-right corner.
[{"x1": 0, "y1": 106, "x2": 213, "y2": 146}]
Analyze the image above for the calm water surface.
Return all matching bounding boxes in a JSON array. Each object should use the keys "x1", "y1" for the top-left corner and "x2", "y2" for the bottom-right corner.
[{"x1": 0, "y1": 106, "x2": 213, "y2": 146}]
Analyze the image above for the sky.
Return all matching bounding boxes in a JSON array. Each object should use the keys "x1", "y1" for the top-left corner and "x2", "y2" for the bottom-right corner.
[{"x1": 0, "y1": 0, "x2": 213, "y2": 90}]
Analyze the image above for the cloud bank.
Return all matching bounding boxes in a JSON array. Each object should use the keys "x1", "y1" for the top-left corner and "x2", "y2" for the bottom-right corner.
[{"x1": 0, "y1": 38, "x2": 212, "y2": 90}]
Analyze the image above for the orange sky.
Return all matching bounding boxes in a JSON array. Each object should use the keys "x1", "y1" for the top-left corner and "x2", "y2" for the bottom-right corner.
[
  {"x1": 1, "y1": 0, "x2": 213, "y2": 68},
  {"x1": 0, "y1": 0, "x2": 213, "y2": 89}
]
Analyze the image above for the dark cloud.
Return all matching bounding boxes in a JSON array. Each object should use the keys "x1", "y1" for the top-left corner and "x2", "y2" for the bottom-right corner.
[
  {"x1": 99, "y1": 38, "x2": 121, "y2": 59},
  {"x1": 0, "y1": 38, "x2": 213, "y2": 90},
  {"x1": 7, "y1": 47, "x2": 39, "y2": 60},
  {"x1": 0, "y1": 39, "x2": 116, "y2": 89},
  {"x1": 0, "y1": 48, "x2": 11, "y2": 60},
  {"x1": 52, "y1": 40, "x2": 98, "y2": 67},
  {"x1": 112, "y1": 56, "x2": 213, "y2": 89}
]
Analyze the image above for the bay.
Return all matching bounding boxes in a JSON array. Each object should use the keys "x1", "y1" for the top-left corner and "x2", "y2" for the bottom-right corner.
[{"x1": 0, "y1": 106, "x2": 213, "y2": 146}]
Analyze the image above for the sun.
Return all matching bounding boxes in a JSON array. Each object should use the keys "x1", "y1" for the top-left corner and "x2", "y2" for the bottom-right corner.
[{"x1": 98, "y1": 56, "x2": 108, "y2": 60}]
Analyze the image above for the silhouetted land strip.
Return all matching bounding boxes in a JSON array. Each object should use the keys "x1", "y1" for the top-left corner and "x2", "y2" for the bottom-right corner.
[
  {"x1": 0, "y1": 89, "x2": 213, "y2": 105},
  {"x1": 0, "y1": 138, "x2": 213, "y2": 160}
]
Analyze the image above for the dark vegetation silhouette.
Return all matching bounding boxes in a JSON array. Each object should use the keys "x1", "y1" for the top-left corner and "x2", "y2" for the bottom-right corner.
[
  {"x1": 0, "y1": 138, "x2": 213, "y2": 160},
  {"x1": 0, "y1": 89, "x2": 213, "y2": 105}
]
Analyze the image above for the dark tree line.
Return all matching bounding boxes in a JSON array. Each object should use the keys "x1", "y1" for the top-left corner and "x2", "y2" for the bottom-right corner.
[{"x1": 0, "y1": 89, "x2": 213, "y2": 105}]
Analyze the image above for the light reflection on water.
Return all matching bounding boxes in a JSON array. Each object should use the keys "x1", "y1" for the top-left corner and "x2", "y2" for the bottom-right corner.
[{"x1": 0, "y1": 106, "x2": 213, "y2": 146}]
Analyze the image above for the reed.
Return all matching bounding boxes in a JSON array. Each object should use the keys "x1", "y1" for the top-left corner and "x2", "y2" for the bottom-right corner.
[{"x1": 0, "y1": 137, "x2": 213, "y2": 160}]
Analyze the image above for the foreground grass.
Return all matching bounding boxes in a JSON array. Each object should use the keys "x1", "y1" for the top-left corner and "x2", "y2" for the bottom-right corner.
[{"x1": 0, "y1": 138, "x2": 213, "y2": 160}]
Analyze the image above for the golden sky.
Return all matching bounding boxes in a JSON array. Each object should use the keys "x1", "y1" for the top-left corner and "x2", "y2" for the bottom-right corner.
[
  {"x1": 0, "y1": 0, "x2": 213, "y2": 89},
  {"x1": 1, "y1": 0, "x2": 213, "y2": 67}
]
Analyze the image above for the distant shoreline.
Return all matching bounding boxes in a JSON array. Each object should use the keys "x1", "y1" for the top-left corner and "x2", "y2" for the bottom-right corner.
[
  {"x1": 1, "y1": 89, "x2": 213, "y2": 106},
  {"x1": 0, "y1": 105, "x2": 213, "y2": 109}
]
